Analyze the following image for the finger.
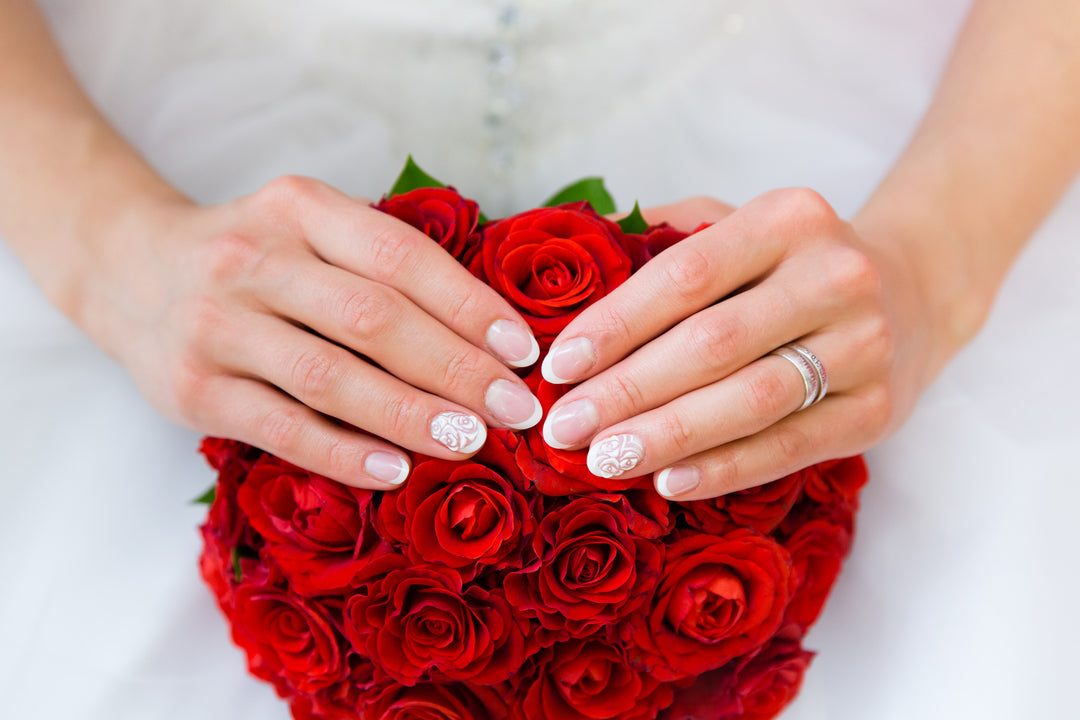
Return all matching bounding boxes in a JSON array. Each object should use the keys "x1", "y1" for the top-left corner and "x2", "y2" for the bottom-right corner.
[
  {"x1": 214, "y1": 314, "x2": 490, "y2": 460},
  {"x1": 540, "y1": 190, "x2": 835, "y2": 386},
  {"x1": 541, "y1": 262, "x2": 831, "y2": 450},
  {"x1": 650, "y1": 391, "x2": 883, "y2": 501},
  {"x1": 195, "y1": 376, "x2": 412, "y2": 490},
  {"x1": 258, "y1": 259, "x2": 541, "y2": 431},
  {"x1": 268, "y1": 177, "x2": 540, "y2": 368},
  {"x1": 580, "y1": 333, "x2": 859, "y2": 482},
  {"x1": 637, "y1": 196, "x2": 737, "y2": 231}
]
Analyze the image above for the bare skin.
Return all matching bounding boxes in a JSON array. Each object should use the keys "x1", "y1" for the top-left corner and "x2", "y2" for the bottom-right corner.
[{"x1": 2, "y1": 1, "x2": 1079, "y2": 497}]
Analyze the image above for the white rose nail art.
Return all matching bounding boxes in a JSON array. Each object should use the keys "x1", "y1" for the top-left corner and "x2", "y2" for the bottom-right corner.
[
  {"x1": 430, "y1": 412, "x2": 487, "y2": 454},
  {"x1": 587, "y1": 434, "x2": 645, "y2": 479}
]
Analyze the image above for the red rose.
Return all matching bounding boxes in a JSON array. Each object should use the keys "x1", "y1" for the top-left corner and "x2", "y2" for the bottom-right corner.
[
  {"x1": 680, "y1": 468, "x2": 807, "y2": 536},
  {"x1": 504, "y1": 495, "x2": 663, "y2": 640},
  {"x1": 343, "y1": 563, "x2": 526, "y2": 685},
  {"x1": 376, "y1": 433, "x2": 538, "y2": 579},
  {"x1": 199, "y1": 435, "x2": 261, "y2": 472},
  {"x1": 783, "y1": 516, "x2": 853, "y2": 630},
  {"x1": 374, "y1": 186, "x2": 482, "y2": 262},
  {"x1": 512, "y1": 639, "x2": 674, "y2": 720},
  {"x1": 661, "y1": 629, "x2": 813, "y2": 720},
  {"x1": 471, "y1": 203, "x2": 633, "y2": 348},
  {"x1": 199, "y1": 447, "x2": 272, "y2": 610},
  {"x1": 290, "y1": 655, "x2": 378, "y2": 720},
  {"x1": 627, "y1": 530, "x2": 797, "y2": 681},
  {"x1": 367, "y1": 682, "x2": 508, "y2": 720},
  {"x1": 237, "y1": 456, "x2": 386, "y2": 596},
  {"x1": 230, "y1": 585, "x2": 346, "y2": 694},
  {"x1": 519, "y1": 366, "x2": 652, "y2": 494},
  {"x1": 803, "y1": 455, "x2": 868, "y2": 505}
]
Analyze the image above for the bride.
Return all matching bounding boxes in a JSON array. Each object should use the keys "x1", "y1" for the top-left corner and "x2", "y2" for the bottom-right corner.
[{"x1": 1, "y1": 0, "x2": 1077, "y2": 717}]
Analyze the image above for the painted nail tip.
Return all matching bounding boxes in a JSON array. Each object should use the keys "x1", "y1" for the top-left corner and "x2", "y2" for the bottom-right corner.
[
  {"x1": 541, "y1": 418, "x2": 575, "y2": 450},
  {"x1": 507, "y1": 337, "x2": 541, "y2": 369},
  {"x1": 656, "y1": 468, "x2": 674, "y2": 497},
  {"x1": 505, "y1": 397, "x2": 543, "y2": 431},
  {"x1": 540, "y1": 353, "x2": 571, "y2": 385},
  {"x1": 388, "y1": 463, "x2": 410, "y2": 486}
]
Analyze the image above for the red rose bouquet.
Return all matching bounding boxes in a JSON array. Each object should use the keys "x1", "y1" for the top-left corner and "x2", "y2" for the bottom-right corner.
[{"x1": 197, "y1": 159, "x2": 868, "y2": 720}]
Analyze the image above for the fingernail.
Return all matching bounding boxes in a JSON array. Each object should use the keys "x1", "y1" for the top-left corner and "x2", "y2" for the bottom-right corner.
[
  {"x1": 542, "y1": 399, "x2": 600, "y2": 449},
  {"x1": 485, "y1": 379, "x2": 543, "y2": 430},
  {"x1": 364, "y1": 452, "x2": 410, "y2": 485},
  {"x1": 541, "y1": 337, "x2": 596, "y2": 384},
  {"x1": 656, "y1": 466, "x2": 700, "y2": 497},
  {"x1": 486, "y1": 319, "x2": 540, "y2": 368},
  {"x1": 430, "y1": 411, "x2": 487, "y2": 454},
  {"x1": 587, "y1": 433, "x2": 646, "y2": 479}
]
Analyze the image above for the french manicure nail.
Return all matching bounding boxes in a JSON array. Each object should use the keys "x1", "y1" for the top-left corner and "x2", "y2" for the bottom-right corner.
[
  {"x1": 541, "y1": 337, "x2": 596, "y2": 384},
  {"x1": 486, "y1": 319, "x2": 540, "y2": 368},
  {"x1": 430, "y1": 411, "x2": 487, "y2": 454},
  {"x1": 365, "y1": 452, "x2": 410, "y2": 485},
  {"x1": 486, "y1": 379, "x2": 543, "y2": 430},
  {"x1": 587, "y1": 433, "x2": 646, "y2": 479},
  {"x1": 542, "y1": 398, "x2": 600, "y2": 449},
  {"x1": 656, "y1": 466, "x2": 701, "y2": 497}
]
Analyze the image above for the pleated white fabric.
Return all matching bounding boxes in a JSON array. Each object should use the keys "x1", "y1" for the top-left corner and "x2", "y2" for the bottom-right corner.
[{"x1": 2, "y1": 1, "x2": 1078, "y2": 718}]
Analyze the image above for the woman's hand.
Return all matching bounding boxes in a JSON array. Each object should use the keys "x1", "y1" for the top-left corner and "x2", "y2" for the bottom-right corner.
[
  {"x1": 539, "y1": 190, "x2": 935, "y2": 500},
  {"x1": 80, "y1": 176, "x2": 542, "y2": 489}
]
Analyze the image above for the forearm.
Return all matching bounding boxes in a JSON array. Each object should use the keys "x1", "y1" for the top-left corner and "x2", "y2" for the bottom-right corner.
[
  {"x1": 855, "y1": 0, "x2": 1080, "y2": 375},
  {"x1": 0, "y1": 0, "x2": 186, "y2": 319}
]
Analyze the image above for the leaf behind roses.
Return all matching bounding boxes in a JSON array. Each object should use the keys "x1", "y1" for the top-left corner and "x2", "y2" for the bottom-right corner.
[
  {"x1": 541, "y1": 177, "x2": 617, "y2": 215},
  {"x1": 191, "y1": 484, "x2": 215, "y2": 505},
  {"x1": 388, "y1": 155, "x2": 446, "y2": 197},
  {"x1": 616, "y1": 201, "x2": 649, "y2": 234}
]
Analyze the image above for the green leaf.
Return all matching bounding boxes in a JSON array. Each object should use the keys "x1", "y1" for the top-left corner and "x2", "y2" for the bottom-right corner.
[
  {"x1": 387, "y1": 155, "x2": 446, "y2": 198},
  {"x1": 541, "y1": 177, "x2": 617, "y2": 216},
  {"x1": 231, "y1": 545, "x2": 259, "y2": 583},
  {"x1": 616, "y1": 201, "x2": 649, "y2": 234},
  {"x1": 191, "y1": 485, "x2": 216, "y2": 505}
]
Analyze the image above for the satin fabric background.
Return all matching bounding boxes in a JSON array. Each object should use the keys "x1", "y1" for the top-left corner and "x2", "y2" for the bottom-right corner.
[{"x1": 2, "y1": 1, "x2": 1078, "y2": 718}]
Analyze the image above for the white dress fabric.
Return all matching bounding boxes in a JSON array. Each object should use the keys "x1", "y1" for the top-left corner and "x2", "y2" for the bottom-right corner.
[{"x1": 2, "y1": 1, "x2": 1078, "y2": 718}]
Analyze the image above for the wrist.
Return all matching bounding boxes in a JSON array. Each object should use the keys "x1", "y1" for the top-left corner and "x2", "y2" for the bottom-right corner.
[{"x1": 853, "y1": 183, "x2": 994, "y2": 385}]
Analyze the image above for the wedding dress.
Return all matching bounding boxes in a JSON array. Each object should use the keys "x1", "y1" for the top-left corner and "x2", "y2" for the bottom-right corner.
[{"x1": 2, "y1": 1, "x2": 1078, "y2": 718}]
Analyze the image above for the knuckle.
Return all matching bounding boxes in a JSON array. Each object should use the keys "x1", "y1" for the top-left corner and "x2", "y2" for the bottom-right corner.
[
  {"x1": 659, "y1": 411, "x2": 696, "y2": 455},
  {"x1": 204, "y1": 232, "x2": 263, "y2": 284},
  {"x1": 706, "y1": 453, "x2": 743, "y2": 494},
  {"x1": 862, "y1": 385, "x2": 895, "y2": 438},
  {"x1": 772, "y1": 425, "x2": 810, "y2": 466},
  {"x1": 784, "y1": 187, "x2": 838, "y2": 226},
  {"x1": 607, "y1": 371, "x2": 647, "y2": 412},
  {"x1": 744, "y1": 367, "x2": 793, "y2": 417},
  {"x1": 259, "y1": 175, "x2": 320, "y2": 208},
  {"x1": 443, "y1": 290, "x2": 486, "y2": 331},
  {"x1": 439, "y1": 348, "x2": 488, "y2": 396},
  {"x1": 592, "y1": 305, "x2": 635, "y2": 347},
  {"x1": 366, "y1": 228, "x2": 418, "y2": 282},
  {"x1": 261, "y1": 406, "x2": 305, "y2": 453},
  {"x1": 380, "y1": 392, "x2": 415, "y2": 441},
  {"x1": 828, "y1": 248, "x2": 881, "y2": 300},
  {"x1": 687, "y1": 313, "x2": 746, "y2": 369},
  {"x1": 864, "y1": 314, "x2": 896, "y2": 369},
  {"x1": 169, "y1": 361, "x2": 208, "y2": 423},
  {"x1": 323, "y1": 437, "x2": 360, "y2": 480},
  {"x1": 663, "y1": 246, "x2": 715, "y2": 299},
  {"x1": 290, "y1": 350, "x2": 339, "y2": 401},
  {"x1": 340, "y1": 286, "x2": 396, "y2": 342},
  {"x1": 687, "y1": 195, "x2": 729, "y2": 218}
]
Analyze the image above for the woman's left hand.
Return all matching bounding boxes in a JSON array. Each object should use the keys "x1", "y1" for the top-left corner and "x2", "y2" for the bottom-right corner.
[{"x1": 539, "y1": 189, "x2": 936, "y2": 500}]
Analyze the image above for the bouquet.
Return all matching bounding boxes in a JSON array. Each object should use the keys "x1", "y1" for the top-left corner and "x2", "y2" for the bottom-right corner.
[{"x1": 197, "y1": 158, "x2": 868, "y2": 720}]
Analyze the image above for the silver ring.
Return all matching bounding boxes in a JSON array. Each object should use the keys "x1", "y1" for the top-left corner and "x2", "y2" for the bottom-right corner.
[
  {"x1": 789, "y1": 343, "x2": 828, "y2": 404},
  {"x1": 770, "y1": 343, "x2": 828, "y2": 410}
]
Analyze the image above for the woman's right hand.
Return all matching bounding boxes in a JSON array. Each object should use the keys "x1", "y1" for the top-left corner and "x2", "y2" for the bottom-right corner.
[{"x1": 80, "y1": 176, "x2": 542, "y2": 489}]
